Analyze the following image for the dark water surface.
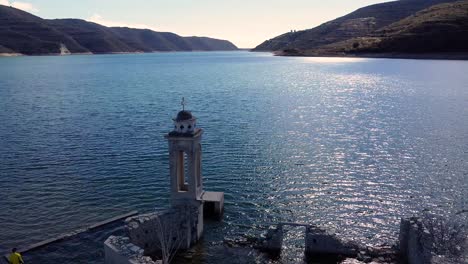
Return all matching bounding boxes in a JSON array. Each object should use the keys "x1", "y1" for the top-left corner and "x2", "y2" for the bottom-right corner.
[{"x1": 0, "y1": 52, "x2": 467, "y2": 263}]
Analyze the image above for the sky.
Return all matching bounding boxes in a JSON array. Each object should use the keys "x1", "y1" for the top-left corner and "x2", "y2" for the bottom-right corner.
[{"x1": 0, "y1": 0, "x2": 391, "y2": 48}]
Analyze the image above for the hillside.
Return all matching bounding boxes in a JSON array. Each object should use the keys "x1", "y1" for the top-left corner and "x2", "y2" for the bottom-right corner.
[
  {"x1": 47, "y1": 19, "x2": 137, "y2": 53},
  {"x1": 364, "y1": 0, "x2": 468, "y2": 53},
  {"x1": 109, "y1": 27, "x2": 191, "y2": 52},
  {"x1": 253, "y1": 0, "x2": 460, "y2": 52},
  {"x1": 0, "y1": 44, "x2": 13, "y2": 53},
  {"x1": 0, "y1": 5, "x2": 237, "y2": 55},
  {"x1": 0, "y1": 5, "x2": 88, "y2": 54},
  {"x1": 184, "y1": 36, "x2": 239, "y2": 51},
  {"x1": 285, "y1": 1, "x2": 468, "y2": 57}
]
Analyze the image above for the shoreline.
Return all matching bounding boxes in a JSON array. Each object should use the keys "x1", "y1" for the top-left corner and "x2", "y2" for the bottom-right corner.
[
  {"x1": 271, "y1": 50, "x2": 468, "y2": 61},
  {"x1": 0, "y1": 53, "x2": 23, "y2": 57},
  {"x1": 0, "y1": 50, "x2": 241, "y2": 58}
]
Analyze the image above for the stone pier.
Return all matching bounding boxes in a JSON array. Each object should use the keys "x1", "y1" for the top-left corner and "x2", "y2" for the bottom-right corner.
[{"x1": 202, "y1": 191, "x2": 224, "y2": 219}]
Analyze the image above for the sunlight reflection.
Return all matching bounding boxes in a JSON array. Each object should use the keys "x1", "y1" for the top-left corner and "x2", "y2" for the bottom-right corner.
[{"x1": 301, "y1": 56, "x2": 370, "y2": 63}]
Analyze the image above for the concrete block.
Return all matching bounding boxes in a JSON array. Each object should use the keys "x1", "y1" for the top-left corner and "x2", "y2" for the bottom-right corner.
[
  {"x1": 263, "y1": 225, "x2": 283, "y2": 256},
  {"x1": 202, "y1": 191, "x2": 224, "y2": 219},
  {"x1": 410, "y1": 218, "x2": 438, "y2": 264},
  {"x1": 398, "y1": 217, "x2": 411, "y2": 258},
  {"x1": 104, "y1": 235, "x2": 156, "y2": 264},
  {"x1": 398, "y1": 217, "x2": 455, "y2": 264}
]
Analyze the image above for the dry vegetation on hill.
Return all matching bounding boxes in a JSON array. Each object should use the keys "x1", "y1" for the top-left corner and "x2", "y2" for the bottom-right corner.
[
  {"x1": 0, "y1": 5, "x2": 238, "y2": 55},
  {"x1": 255, "y1": 0, "x2": 468, "y2": 58}
]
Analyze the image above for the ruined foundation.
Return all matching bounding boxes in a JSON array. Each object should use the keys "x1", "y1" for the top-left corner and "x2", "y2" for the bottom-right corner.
[
  {"x1": 105, "y1": 205, "x2": 201, "y2": 264},
  {"x1": 398, "y1": 216, "x2": 467, "y2": 264}
]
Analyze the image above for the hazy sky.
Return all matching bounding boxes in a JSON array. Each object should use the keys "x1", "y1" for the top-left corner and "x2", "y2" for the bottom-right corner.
[{"x1": 1, "y1": 0, "x2": 391, "y2": 48}]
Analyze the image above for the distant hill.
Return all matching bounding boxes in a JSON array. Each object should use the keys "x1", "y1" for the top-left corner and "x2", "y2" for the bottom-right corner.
[
  {"x1": 252, "y1": 0, "x2": 462, "y2": 54},
  {"x1": 358, "y1": 1, "x2": 468, "y2": 53},
  {"x1": 47, "y1": 19, "x2": 138, "y2": 54},
  {"x1": 0, "y1": 44, "x2": 13, "y2": 53},
  {"x1": 282, "y1": 0, "x2": 468, "y2": 57},
  {"x1": 184, "y1": 36, "x2": 240, "y2": 51},
  {"x1": 0, "y1": 5, "x2": 237, "y2": 55},
  {"x1": 0, "y1": 5, "x2": 88, "y2": 54}
]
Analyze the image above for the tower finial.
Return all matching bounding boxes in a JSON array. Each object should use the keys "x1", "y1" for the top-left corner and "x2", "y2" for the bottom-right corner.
[{"x1": 181, "y1": 97, "x2": 186, "y2": 111}]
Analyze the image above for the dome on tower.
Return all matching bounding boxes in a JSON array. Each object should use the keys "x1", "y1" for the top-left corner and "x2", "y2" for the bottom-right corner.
[
  {"x1": 175, "y1": 110, "x2": 193, "y2": 122},
  {"x1": 168, "y1": 97, "x2": 200, "y2": 136},
  {"x1": 170, "y1": 110, "x2": 198, "y2": 136}
]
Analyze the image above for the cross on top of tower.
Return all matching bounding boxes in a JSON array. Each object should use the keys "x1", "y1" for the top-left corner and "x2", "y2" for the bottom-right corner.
[{"x1": 181, "y1": 97, "x2": 186, "y2": 111}]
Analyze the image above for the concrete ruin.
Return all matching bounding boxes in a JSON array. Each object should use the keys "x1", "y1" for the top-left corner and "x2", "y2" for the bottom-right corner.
[
  {"x1": 399, "y1": 217, "x2": 431, "y2": 264},
  {"x1": 263, "y1": 225, "x2": 284, "y2": 256},
  {"x1": 105, "y1": 106, "x2": 224, "y2": 264},
  {"x1": 259, "y1": 223, "x2": 359, "y2": 261},
  {"x1": 399, "y1": 216, "x2": 468, "y2": 264},
  {"x1": 105, "y1": 236, "x2": 156, "y2": 264},
  {"x1": 256, "y1": 215, "x2": 467, "y2": 263}
]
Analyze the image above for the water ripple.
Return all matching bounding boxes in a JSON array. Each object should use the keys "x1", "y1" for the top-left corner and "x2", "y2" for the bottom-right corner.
[{"x1": 0, "y1": 52, "x2": 467, "y2": 262}]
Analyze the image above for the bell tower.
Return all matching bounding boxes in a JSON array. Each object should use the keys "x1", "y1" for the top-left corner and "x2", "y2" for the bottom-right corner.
[
  {"x1": 165, "y1": 98, "x2": 225, "y2": 242},
  {"x1": 165, "y1": 107, "x2": 204, "y2": 204},
  {"x1": 164, "y1": 98, "x2": 206, "y2": 240}
]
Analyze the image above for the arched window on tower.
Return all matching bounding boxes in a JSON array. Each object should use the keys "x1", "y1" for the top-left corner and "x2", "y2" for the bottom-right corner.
[
  {"x1": 177, "y1": 151, "x2": 189, "y2": 192},
  {"x1": 197, "y1": 144, "x2": 202, "y2": 187}
]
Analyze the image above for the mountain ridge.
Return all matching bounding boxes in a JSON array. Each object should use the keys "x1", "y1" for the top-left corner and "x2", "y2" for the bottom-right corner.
[
  {"x1": 252, "y1": 0, "x2": 466, "y2": 58},
  {"x1": 274, "y1": 0, "x2": 468, "y2": 58},
  {"x1": 0, "y1": 5, "x2": 238, "y2": 55}
]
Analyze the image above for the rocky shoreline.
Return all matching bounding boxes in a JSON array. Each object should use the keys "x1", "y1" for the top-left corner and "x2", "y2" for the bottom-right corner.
[
  {"x1": 0, "y1": 50, "x2": 241, "y2": 57},
  {"x1": 0, "y1": 53, "x2": 22, "y2": 57},
  {"x1": 272, "y1": 50, "x2": 468, "y2": 60}
]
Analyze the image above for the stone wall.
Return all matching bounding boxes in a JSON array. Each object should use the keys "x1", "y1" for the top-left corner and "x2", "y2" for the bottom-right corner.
[
  {"x1": 105, "y1": 205, "x2": 202, "y2": 264},
  {"x1": 126, "y1": 205, "x2": 201, "y2": 256},
  {"x1": 104, "y1": 236, "x2": 156, "y2": 264}
]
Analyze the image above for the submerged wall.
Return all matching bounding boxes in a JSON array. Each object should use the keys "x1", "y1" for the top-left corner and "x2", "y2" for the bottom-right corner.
[
  {"x1": 105, "y1": 205, "x2": 202, "y2": 264},
  {"x1": 126, "y1": 205, "x2": 201, "y2": 255},
  {"x1": 104, "y1": 236, "x2": 156, "y2": 264}
]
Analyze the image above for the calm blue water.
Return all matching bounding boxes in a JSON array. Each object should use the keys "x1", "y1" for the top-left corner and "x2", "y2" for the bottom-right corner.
[{"x1": 0, "y1": 52, "x2": 467, "y2": 263}]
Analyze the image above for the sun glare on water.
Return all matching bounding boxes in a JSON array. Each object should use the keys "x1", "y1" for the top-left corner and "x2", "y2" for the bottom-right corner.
[{"x1": 301, "y1": 57, "x2": 370, "y2": 63}]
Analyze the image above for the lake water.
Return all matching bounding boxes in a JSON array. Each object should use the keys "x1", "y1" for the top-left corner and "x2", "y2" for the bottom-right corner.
[{"x1": 0, "y1": 51, "x2": 467, "y2": 263}]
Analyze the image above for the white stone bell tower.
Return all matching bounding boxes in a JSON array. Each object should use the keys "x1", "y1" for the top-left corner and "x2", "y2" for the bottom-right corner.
[
  {"x1": 103, "y1": 100, "x2": 225, "y2": 263},
  {"x1": 165, "y1": 98, "x2": 204, "y2": 204},
  {"x1": 164, "y1": 98, "x2": 205, "y2": 239},
  {"x1": 164, "y1": 99, "x2": 225, "y2": 240}
]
